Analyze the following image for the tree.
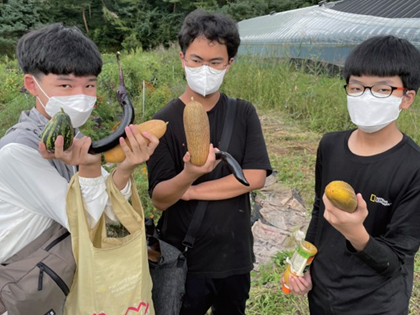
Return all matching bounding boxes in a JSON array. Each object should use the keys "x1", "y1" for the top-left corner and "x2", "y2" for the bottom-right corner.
[
  {"x1": 0, "y1": 0, "x2": 45, "y2": 57},
  {"x1": 221, "y1": 0, "x2": 320, "y2": 22},
  {"x1": 0, "y1": 0, "x2": 321, "y2": 56}
]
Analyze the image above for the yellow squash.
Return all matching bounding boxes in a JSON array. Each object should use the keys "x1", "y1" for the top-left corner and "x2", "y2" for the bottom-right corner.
[
  {"x1": 103, "y1": 119, "x2": 167, "y2": 163},
  {"x1": 325, "y1": 180, "x2": 358, "y2": 213}
]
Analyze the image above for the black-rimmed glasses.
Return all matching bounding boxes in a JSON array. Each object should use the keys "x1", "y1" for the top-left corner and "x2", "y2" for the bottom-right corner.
[
  {"x1": 183, "y1": 58, "x2": 228, "y2": 74},
  {"x1": 344, "y1": 84, "x2": 407, "y2": 98}
]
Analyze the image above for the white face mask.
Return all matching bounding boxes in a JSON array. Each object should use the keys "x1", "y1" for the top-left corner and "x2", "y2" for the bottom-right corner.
[
  {"x1": 185, "y1": 65, "x2": 226, "y2": 97},
  {"x1": 33, "y1": 77, "x2": 96, "y2": 128},
  {"x1": 347, "y1": 93, "x2": 403, "y2": 133}
]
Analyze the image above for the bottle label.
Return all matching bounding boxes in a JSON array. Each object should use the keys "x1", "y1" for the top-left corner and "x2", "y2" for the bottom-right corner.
[
  {"x1": 296, "y1": 244, "x2": 313, "y2": 259},
  {"x1": 289, "y1": 244, "x2": 316, "y2": 276}
]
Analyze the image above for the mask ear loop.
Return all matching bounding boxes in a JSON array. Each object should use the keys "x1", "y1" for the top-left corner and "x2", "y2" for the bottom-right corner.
[
  {"x1": 32, "y1": 76, "x2": 50, "y2": 99},
  {"x1": 32, "y1": 76, "x2": 50, "y2": 110}
]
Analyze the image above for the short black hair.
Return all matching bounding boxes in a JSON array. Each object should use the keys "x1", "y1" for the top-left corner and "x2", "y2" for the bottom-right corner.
[
  {"x1": 343, "y1": 35, "x2": 420, "y2": 92},
  {"x1": 178, "y1": 9, "x2": 241, "y2": 60},
  {"x1": 16, "y1": 23, "x2": 102, "y2": 77}
]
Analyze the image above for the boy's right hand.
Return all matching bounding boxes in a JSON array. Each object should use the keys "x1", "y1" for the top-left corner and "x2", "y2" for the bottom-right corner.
[
  {"x1": 323, "y1": 193, "x2": 369, "y2": 251},
  {"x1": 39, "y1": 135, "x2": 101, "y2": 167},
  {"x1": 182, "y1": 143, "x2": 220, "y2": 180}
]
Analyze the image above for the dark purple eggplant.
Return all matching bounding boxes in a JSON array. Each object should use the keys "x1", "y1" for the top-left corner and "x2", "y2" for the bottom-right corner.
[
  {"x1": 88, "y1": 52, "x2": 135, "y2": 154},
  {"x1": 215, "y1": 151, "x2": 249, "y2": 186}
]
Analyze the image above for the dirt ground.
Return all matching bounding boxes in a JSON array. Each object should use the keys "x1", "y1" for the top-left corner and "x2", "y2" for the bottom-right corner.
[
  {"x1": 259, "y1": 111, "x2": 320, "y2": 158},
  {"x1": 258, "y1": 110, "x2": 321, "y2": 207},
  {"x1": 250, "y1": 110, "x2": 321, "y2": 266}
]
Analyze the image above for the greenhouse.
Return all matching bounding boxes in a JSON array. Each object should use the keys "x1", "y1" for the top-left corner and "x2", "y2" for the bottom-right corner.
[{"x1": 237, "y1": 0, "x2": 420, "y2": 66}]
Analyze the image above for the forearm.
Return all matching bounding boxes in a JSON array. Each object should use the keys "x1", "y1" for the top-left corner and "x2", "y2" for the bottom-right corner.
[
  {"x1": 187, "y1": 169, "x2": 266, "y2": 201},
  {"x1": 151, "y1": 170, "x2": 197, "y2": 210},
  {"x1": 78, "y1": 159, "x2": 102, "y2": 178},
  {"x1": 112, "y1": 167, "x2": 133, "y2": 191},
  {"x1": 348, "y1": 236, "x2": 402, "y2": 277},
  {"x1": 344, "y1": 224, "x2": 370, "y2": 252}
]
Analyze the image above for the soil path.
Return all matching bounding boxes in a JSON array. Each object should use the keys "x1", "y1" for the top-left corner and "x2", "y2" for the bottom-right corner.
[{"x1": 252, "y1": 110, "x2": 321, "y2": 266}]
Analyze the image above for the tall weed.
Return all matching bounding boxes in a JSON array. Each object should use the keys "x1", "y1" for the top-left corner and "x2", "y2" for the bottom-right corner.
[{"x1": 223, "y1": 55, "x2": 420, "y2": 143}]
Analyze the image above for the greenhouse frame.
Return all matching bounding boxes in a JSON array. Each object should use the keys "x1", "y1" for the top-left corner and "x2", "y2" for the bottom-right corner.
[{"x1": 237, "y1": 0, "x2": 420, "y2": 66}]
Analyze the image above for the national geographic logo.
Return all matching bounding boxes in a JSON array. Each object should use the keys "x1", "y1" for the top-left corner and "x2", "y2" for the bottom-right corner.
[{"x1": 370, "y1": 194, "x2": 392, "y2": 206}]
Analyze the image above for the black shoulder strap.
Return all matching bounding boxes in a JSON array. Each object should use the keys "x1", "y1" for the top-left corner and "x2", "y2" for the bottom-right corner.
[
  {"x1": 182, "y1": 97, "x2": 237, "y2": 250},
  {"x1": 218, "y1": 98, "x2": 237, "y2": 152}
]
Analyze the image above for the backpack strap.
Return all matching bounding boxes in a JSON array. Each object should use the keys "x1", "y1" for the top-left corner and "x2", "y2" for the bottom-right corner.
[
  {"x1": 1, "y1": 222, "x2": 67, "y2": 265},
  {"x1": 0, "y1": 298, "x2": 5, "y2": 314},
  {"x1": 182, "y1": 97, "x2": 237, "y2": 251}
]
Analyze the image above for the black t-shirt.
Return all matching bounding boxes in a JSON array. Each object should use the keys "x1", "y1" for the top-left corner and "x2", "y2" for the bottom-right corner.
[
  {"x1": 306, "y1": 130, "x2": 420, "y2": 315},
  {"x1": 147, "y1": 93, "x2": 272, "y2": 278}
]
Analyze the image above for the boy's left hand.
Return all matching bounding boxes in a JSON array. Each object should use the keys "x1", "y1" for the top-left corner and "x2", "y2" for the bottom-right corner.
[
  {"x1": 280, "y1": 270, "x2": 313, "y2": 295},
  {"x1": 323, "y1": 193, "x2": 370, "y2": 251},
  {"x1": 116, "y1": 124, "x2": 159, "y2": 174},
  {"x1": 39, "y1": 135, "x2": 101, "y2": 166}
]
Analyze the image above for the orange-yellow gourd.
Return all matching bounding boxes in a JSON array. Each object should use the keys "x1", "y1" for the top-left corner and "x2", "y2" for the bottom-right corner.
[
  {"x1": 325, "y1": 180, "x2": 358, "y2": 213},
  {"x1": 103, "y1": 119, "x2": 167, "y2": 163},
  {"x1": 183, "y1": 98, "x2": 210, "y2": 166}
]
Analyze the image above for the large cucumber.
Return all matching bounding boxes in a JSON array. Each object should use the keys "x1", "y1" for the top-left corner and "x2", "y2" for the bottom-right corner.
[
  {"x1": 183, "y1": 98, "x2": 249, "y2": 186},
  {"x1": 183, "y1": 97, "x2": 210, "y2": 166},
  {"x1": 41, "y1": 107, "x2": 74, "y2": 152}
]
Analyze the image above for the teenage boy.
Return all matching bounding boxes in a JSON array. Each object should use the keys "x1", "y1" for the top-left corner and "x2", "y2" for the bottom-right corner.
[
  {"x1": 147, "y1": 9, "x2": 272, "y2": 315},
  {"x1": 283, "y1": 35, "x2": 420, "y2": 315},
  {"x1": 0, "y1": 24, "x2": 158, "y2": 268}
]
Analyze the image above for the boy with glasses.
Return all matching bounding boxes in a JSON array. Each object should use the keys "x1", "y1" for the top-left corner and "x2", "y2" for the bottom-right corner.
[
  {"x1": 283, "y1": 35, "x2": 420, "y2": 315},
  {"x1": 147, "y1": 9, "x2": 272, "y2": 315}
]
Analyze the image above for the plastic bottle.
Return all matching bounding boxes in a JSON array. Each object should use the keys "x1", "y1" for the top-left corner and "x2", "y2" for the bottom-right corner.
[
  {"x1": 281, "y1": 235, "x2": 317, "y2": 294},
  {"x1": 282, "y1": 264, "x2": 294, "y2": 294}
]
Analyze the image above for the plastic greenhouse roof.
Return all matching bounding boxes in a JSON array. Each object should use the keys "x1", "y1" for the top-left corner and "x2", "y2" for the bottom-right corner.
[
  {"x1": 332, "y1": 0, "x2": 420, "y2": 18},
  {"x1": 237, "y1": 1, "x2": 420, "y2": 66}
]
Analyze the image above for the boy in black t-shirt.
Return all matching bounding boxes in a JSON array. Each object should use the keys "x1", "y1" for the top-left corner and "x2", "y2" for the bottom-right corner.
[
  {"x1": 283, "y1": 36, "x2": 420, "y2": 315},
  {"x1": 146, "y1": 9, "x2": 272, "y2": 315}
]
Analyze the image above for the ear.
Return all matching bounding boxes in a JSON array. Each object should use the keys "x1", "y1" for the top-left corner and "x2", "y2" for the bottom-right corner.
[
  {"x1": 225, "y1": 57, "x2": 235, "y2": 73},
  {"x1": 24, "y1": 74, "x2": 38, "y2": 97},
  {"x1": 179, "y1": 51, "x2": 185, "y2": 68},
  {"x1": 400, "y1": 90, "x2": 416, "y2": 110}
]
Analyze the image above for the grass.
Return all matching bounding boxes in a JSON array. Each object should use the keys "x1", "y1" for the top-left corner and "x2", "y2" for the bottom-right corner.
[
  {"x1": 1, "y1": 48, "x2": 420, "y2": 313},
  {"x1": 247, "y1": 250, "x2": 310, "y2": 315}
]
